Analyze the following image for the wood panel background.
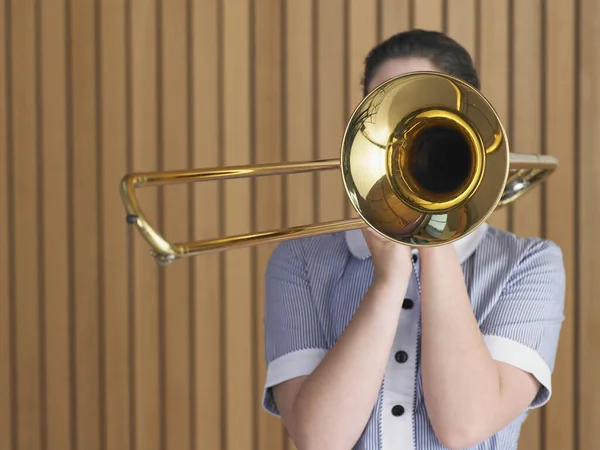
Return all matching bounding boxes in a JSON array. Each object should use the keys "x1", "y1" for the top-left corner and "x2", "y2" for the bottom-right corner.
[{"x1": 0, "y1": 0, "x2": 598, "y2": 449}]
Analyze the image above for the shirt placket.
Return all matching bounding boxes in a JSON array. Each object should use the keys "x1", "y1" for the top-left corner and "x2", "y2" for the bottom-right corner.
[{"x1": 380, "y1": 251, "x2": 421, "y2": 450}]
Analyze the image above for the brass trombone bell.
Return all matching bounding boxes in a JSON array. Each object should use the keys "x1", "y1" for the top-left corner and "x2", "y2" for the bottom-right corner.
[{"x1": 120, "y1": 72, "x2": 557, "y2": 266}]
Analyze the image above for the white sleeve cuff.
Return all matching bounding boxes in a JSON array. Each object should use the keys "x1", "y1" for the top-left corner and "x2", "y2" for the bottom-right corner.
[
  {"x1": 262, "y1": 348, "x2": 328, "y2": 416},
  {"x1": 483, "y1": 335, "x2": 553, "y2": 408}
]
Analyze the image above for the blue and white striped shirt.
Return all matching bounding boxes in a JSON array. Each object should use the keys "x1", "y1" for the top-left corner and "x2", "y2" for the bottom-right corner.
[{"x1": 262, "y1": 223, "x2": 566, "y2": 449}]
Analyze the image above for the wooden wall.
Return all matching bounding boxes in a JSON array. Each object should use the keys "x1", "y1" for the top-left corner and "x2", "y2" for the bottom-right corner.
[{"x1": 0, "y1": 1, "x2": 598, "y2": 449}]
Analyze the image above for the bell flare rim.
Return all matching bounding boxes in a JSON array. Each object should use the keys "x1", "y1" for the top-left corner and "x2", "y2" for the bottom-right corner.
[{"x1": 340, "y1": 70, "x2": 510, "y2": 246}]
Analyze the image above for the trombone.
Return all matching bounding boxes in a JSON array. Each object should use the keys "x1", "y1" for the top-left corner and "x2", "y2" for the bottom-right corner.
[{"x1": 120, "y1": 72, "x2": 557, "y2": 266}]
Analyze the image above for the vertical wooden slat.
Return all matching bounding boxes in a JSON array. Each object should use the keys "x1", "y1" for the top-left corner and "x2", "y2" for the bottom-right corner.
[
  {"x1": 347, "y1": 0, "x2": 376, "y2": 132},
  {"x1": 0, "y1": 0, "x2": 11, "y2": 448},
  {"x1": 446, "y1": 0, "x2": 476, "y2": 59},
  {"x1": 159, "y1": 0, "x2": 191, "y2": 448},
  {"x1": 511, "y1": 1, "x2": 544, "y2": 448},
  {"x1": 11, "y1": 0, "x2": 42, "y2": 448},
  {"x1": 193, "y1": 0, "x2": 222, "y2": 448},
  {"x1": 578, "y1": 1, "x2": 600, "y2": 448},
  {"x1": 223, "y1": 1, "x2": 254, "y2": 449},
  {"x1": 345, "y1": 2, "x2": 378, "y2": 221},
  {"x1": 99, "y1": 0, "x2": 130, "y2": 448},
  {"x1": 35, "y1": 2, "x2": 47, "y2": 447},
  {"x1": 380, "y1": 0, "x2": 410, "y2": 41},
  {"x1": 317, "y1": 0, "x2": 345, "y2": 224},
  {"x1": 282, "y1": 2, "x2": 316, "y2": 448},
  {"x1": 285, "y1": 0, "x2": 314, "y2": 229},
  {"x1": 69, "y1": 0, "x2": 101, "y2": 446},
  {"x1": 479, "y1": 0, "x2": 510, "y2": 230},
  {"x1": 413, "y1": 0, "x2": 443, "y2": 30},
  {"x1": 254, "y1": 0, "x2": 285, "y2": 449},
  {"x1": 131, "y1": 1, "x2": 160, "y2": 449},
  {"x1": 125, "y1": 2, "x2": 135, "y2": 447},
  {"x1": 345, "y1": 0, "x2": 377, "y2": 220},
  {"x1": 40, "y1": 0, "x2": 71, "y2": 448},
  {"x1": 510, "y1": 0, "x2": 543, "y2": 240},
  {"x1": 544, "y1": 2, "x2": 576, "y2": 450},
  {"x1": 348, "y1": 1, "x2": 377, "y2": 112}
]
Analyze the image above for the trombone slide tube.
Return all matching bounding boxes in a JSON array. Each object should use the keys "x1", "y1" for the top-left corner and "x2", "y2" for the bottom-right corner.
[
  {"x1": 120, "y1": 159, "x2": 344, "y2": 266},
  {"x1": 120, "y1": 153, "x2": 556, "y2": 266}
]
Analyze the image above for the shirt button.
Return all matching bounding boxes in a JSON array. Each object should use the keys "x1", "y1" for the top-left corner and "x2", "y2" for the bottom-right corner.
[
  {"x1": 402, "y1": 298, "x2": 414, "y2": 309},
  {"x1": 395, "y1": 351, "x2": 408, "y2": 363},
  {"x1": 412, "y1": 254, "x2": 418, "y2": 264},
  {"x1": 392, "y1": 405, "x2": 405, "y2": 416}
]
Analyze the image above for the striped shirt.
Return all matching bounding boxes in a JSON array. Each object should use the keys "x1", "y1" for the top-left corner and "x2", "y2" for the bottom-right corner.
[{"x1": 261, "y1": 223, "x2": 566, "y2": 449}]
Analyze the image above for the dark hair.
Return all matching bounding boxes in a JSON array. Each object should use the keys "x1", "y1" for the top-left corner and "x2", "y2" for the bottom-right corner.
[{"x1": 362, "y1": 29, "x2": 480, "y2": 96}]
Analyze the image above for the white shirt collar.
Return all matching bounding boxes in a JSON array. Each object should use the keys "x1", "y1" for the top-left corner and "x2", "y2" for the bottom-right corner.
[{"x1": 344, "y1": 222, "x2": 489, "y2": 264}]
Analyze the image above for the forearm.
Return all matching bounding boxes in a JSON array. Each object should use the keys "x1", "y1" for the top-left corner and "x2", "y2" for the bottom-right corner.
[
  {"x1": 419, "y1": 246, "x2": 502, "y2": 446},
  {"x1": 292, "y1": 276, "x2": 408, "y2": 450}
]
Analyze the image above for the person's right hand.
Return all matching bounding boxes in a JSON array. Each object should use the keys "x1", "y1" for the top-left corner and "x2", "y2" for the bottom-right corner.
[{"x1": 361, "y1": 227, "x2": 413, "y2": 284}]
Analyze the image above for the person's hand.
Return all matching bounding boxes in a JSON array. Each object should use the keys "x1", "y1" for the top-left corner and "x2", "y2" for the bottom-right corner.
[{"x1": 362, "y1": 227, "x2": 413, "y2": 284}]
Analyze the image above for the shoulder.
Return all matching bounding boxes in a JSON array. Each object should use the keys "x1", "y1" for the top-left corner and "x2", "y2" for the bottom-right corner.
[
  {"x1": 266, "y1": 232, "x2": 352, "y2": 274},
  {"x1": 463, "y1": 225, "x2": 566, "y2": 323},
  {"x1": 478, "y1": 225, "x2": 565, "y2": 277},
  {"x1": 290, "y1": 232, "x2": 350, "y2": 258},
  {"x1": 471, "y1": 226, "x2": 566, "y2": 326},
  {"x1": 481, "y1": 225, "x2": 560, "y2": 255}
]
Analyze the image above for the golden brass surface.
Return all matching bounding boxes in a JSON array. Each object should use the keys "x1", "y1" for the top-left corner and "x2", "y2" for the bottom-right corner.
[{"x1": 120, "y1": 72, "x2": 557, "y2": 266}]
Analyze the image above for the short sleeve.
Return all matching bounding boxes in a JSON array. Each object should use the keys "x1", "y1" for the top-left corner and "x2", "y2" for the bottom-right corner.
[
  {"x1": 262, "y1": 240, "x2": 328, "y2": 416},
  {"x1": 479, "y1": 239, "x2": 566, "y2": 409}
]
